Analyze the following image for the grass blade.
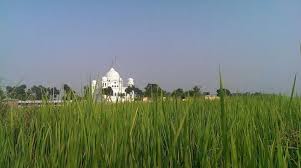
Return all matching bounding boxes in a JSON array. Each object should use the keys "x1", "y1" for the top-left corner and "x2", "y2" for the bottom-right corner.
[
  {"x1": 219, "y1": 66, "x2": 228, "y2": 165},
  {"x1": 289, "y1": 74, "x2": 297, "y2": 109}
]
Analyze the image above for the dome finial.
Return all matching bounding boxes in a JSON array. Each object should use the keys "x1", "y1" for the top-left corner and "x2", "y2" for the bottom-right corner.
[{"x1": 111, "y1": 56, "x2": 117, "y2": 68}]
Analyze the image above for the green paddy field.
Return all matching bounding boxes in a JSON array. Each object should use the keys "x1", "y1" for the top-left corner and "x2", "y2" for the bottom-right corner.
[{"x1": 1, "y1": 94, "x2": 301, "y2": 167}]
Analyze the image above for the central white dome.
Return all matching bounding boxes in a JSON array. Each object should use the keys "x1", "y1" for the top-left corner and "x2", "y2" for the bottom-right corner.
[{"x1": 106, "y1": 68, "x2": 120, "y2": 80}]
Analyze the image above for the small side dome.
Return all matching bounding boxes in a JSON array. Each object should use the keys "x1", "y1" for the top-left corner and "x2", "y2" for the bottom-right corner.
[
  {"x1": 128, "y1": 78, "x2": 134, "y2": 86},
  {"x1": 102, "y1": 76, "x2": 108, "y2": 81}
]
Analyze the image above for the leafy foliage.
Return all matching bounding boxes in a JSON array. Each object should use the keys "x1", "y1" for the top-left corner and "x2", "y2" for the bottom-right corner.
[
  {"x1": 185, "y1": 86, "x2": 202, "y2": 97},
  {"x1": 0, "y1": 88, "x2": 5, "y2": 100},
  {"x1": 63, "y1": 84, "x2": 76, "y2": 100},
  {"x1": 217, "y1": 88, "x2": 231, "y2": 97},
  {"x1": 27, "y1": 85, "x2": 60, "y2": 100},
  {"x1": 172, "y1": 86, "x2": 204, "y2": 98},
  {"x1": 102, "y1": 87, "x2": 113, "y2": 96},
  {"x1": 144, "y1": 83, "x2": 166, "y2": 97},
  {"x1": 125, "y1": 86, "x2": 143, "y2": 99},
  {"x1": 6, "y1": 84, "x2": 27, "y2": 100},
  {"x1": 5, "y1": 85, "x2": 61, "y2": 100},
  {"x1": 171, "y1": 88, "x2": 185, "y2": 98}
]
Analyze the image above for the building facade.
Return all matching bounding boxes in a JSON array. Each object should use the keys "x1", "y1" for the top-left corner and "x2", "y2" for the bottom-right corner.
[{"x1": 91, "y1": 67, "x2": 135, "y2": 102}]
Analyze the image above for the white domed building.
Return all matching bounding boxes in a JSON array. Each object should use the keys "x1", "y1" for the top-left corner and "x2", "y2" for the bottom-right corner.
[{"x1": 91, "y1": 67, "x2": 135, "y2": 102}]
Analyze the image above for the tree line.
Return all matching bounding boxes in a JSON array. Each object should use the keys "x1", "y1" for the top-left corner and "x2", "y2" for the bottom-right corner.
[
  {"x1": 0, "y1": 84, "x2": 75, "y2": 101},
  {"x1": 0, "y1": 82, "x2": 239, "y2": 101},
  {"x1": 93, "y1": 84, "x2": 209, "y2": 100}
]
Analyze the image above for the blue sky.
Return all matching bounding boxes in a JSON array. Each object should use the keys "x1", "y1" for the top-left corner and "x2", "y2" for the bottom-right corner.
[{"x1": 1, "y1": 0, "x2": 301, "y2": 93}]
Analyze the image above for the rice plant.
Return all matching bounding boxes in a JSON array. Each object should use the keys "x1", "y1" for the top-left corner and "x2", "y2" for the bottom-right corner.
[{"x1": 1, "y1": 93, "x2": 301, "y2": 167}]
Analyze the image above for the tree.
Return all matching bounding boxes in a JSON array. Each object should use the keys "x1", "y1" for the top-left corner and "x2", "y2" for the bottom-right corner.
[
  {"x1": 63, "y1": 84, "x2": 72, "y2": 93},
  {"x1": 192, "y1": 86, "x2": 202, "y2": 96},
  {"x1": 29, "y1": 85, "x2": 48, "y2": 100},
  {"x1": 217, "y1": 88, "x2": 231, "y2": 97},
  {"x1": 185, "y1": 86, "x2": 202, "y2": 97},
  {"x1": 125, "y1": 86, "x2": 143, "y2": 100},
  {"x1": 48, "y1": 87, "x2": 60, "y2": 100},
  {"x1": 133, "y1": 87, "x2": 143, "y2": 99},
  {"x1": 144, "y1": 83, "x2": 166, "y2": 97},
  {"x1": 26, "y1": 85, "x2": 60, "y2": 100},
  {"x1": 6, "y1": 85, "x2": 27, "y2": 100},
  {"x1": 6, "y1": 86, "x2": 13, "y2": 98},
  {"x1": 84, "y1": 85, "x2": 91, "y2": 98},
  {"x1": 101, "y1": 87, "x2": 113, "y2": 101},
  {"x1": 125, "y1": 86, "x2": 134, "y2": 95},
  {"x1": 171, "y1": 88, "x2": 185, "y2": 98},
  {"x1": 102, "y1": 87, "x2": 113, "y2": 96},
  {"x1": 16, "y1": 85, "x2": 27, "y2": 100},
  {"x1": 63, "y1": 84, "x2": 76, "y2": 100},
  {"x1": 0, "y1": 87, "x2": 5, "y2": 100},
  {"x1": 118, "y1": 93, "x2": 125, "y2": 98},
  {"x1": 26, "y1": 88, "x2": 35, "y2": 100},
  {"x1": 203, "y1": 92, "x2": 210, "y2": 96}
]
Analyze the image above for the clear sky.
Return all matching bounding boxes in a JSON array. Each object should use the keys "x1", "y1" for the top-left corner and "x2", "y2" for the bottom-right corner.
[{"x1": 1, "y1": 0, "x2": 301, "y2": 93}]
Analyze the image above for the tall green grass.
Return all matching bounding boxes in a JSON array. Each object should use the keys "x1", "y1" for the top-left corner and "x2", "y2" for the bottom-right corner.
[{"x1": 1, "y1": 95, "x2": 301, "y2": 167}]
